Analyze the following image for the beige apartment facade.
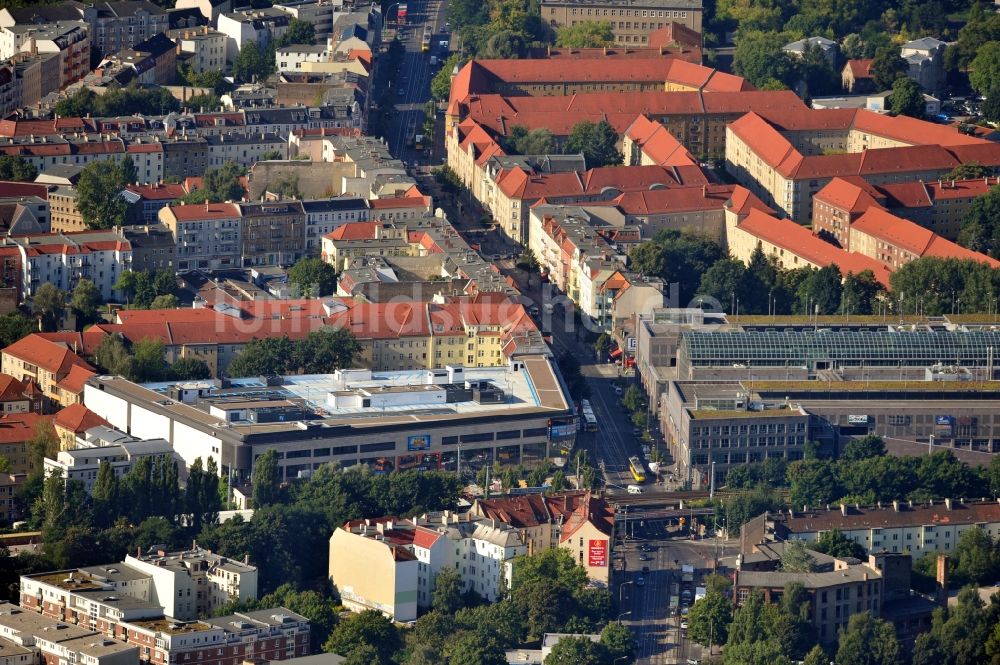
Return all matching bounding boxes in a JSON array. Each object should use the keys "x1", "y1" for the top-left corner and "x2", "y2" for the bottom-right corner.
[{"x1": 540, "y1": 0, "x2": 703, "y2": 45}]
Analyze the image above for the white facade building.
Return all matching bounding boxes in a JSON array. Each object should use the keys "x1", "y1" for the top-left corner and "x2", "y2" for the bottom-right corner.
[
  {"x1": 10, "y1": 230, "x2": 131, "y2": 301},
  {"x1": 44, "y1": 437, "x2": 175, "y2": 493},
  {"x1": 168, "y1": 26, "x2": 227, "y2": 74}
]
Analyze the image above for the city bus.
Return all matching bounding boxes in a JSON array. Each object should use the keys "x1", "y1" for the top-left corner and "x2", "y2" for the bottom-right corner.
[
  {"x1": 421, "y1": 26, "x2": 432, "y2": 52},
  {"x1": 629, "y1": 455, "x2": 647, "y2": 484},
  {"x1": 581, "y1": 399, "x2": 598, "y2": 432}
]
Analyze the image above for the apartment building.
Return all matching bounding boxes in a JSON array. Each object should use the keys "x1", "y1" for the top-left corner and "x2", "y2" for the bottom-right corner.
[
  {"x1": 167, "y1": 26, "x2": 226, "y2": 74},
  {"x1": 0, "y1": 413, "x2": 53, "y2": 474},
  {"x1": 814, "y1": 175, "x2": 1000, "y2": 242},
  {"x1": 273, "y1": 0, "x2": 342, "y2": 40},
  {"x1": 98, "y1": 32, "x2": 176, "y2": 86},
  {"x1": 0, "y1": 21, "x2": 90, "y2": 89},
  {"x1": 7, "y1": 230, "x2": 132, "y2": 300},
  {"x1": 0, "y1": 602, "x2": 139, "y2": 665},
  {"x1": 45, "y1": 437, "x2": 174, "y2": 490},
  {"x1": 1, "y1": 334, "x2": 97, "y2": 409},
  {"x1": 161, "y1": 136, "x2": 210, "y2": 180},
  {"x1": 528, "y1": 204, "x2": 665, "y2": 329},
  {"x1": 301, "y1": 198, "x2": 369, "y2": 250},
  {"x1": 843, "y1": 207, "x2": 1000, "y2": 270},
  {"x1": 734, "y1": 544, "x2": 884, "y2": 645},
  {"x1": 121, "y1": 224, "x2": 176, "y2": 273},
  {"x1": 205, "y1": 132, "x2": 285, "y2": 169},
  {"x1": 125, "y1": 183, "x2": 188, "y2": 225},
  {"x1": 22, "y1": 546, "x2": 257, "y2": 623},
  {"x1": 743, "y1": 499, "x2": 1000, "y2": 558},
  {"x1": 539, "y1": 0, "x2": 702, "y2": 45},
  {"x1": 470, "y1": 490, "x2": 616, "y2": 585},
  {"x1": 217, "y1": 7, "x2": 289, "y2": 62},
  {"x1": 329, "y1": 513, "x2": 526, "y2": 622},
  {"x1": 622, "y1": 114, "x2": 698, "y2": 168},
  {"x1": 159, "y1": 202, "x2": 242, "y2": 272},
  {"x1": 51, "y1": 402, "x2": 108, "y2": 451},
  {"x1": 724, "y1": 109, "x2": 1000, "y2": 222},
  {"x1": 126, "y1": 141, "x2": 165, "y2": 184},
  {"x1": 237, "y1": 201, "x2": 306, "y2": 267},
  {"x1": 83, "y1": 355, "x2": 570, "y2": 483},
  {"x1": 12, "y1": 51, "x2": 61, "y2": 107},
  {"x1": 0, "y1": 374, "x2": 41, "y2": 414}
]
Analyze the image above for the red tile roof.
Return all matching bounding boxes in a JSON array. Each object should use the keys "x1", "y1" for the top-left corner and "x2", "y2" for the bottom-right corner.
[
  {"x1": 624, "y1": 115, "x2": 697, "y2": 168},
  {"x1": 324, "y1": 221, "x2": 379, "y2": 241},
  {"x1": 163, "y1": 202, "x2": 241, "y2": 221},
  {"x1": 0, "y1": 374, "x2": 28, "y2": 402},
  {"x1": 2, "y1": 335, "x2": 95, "y2": 376},
  {"x1": 53, "y1": 403, "x2": 108, "y2": 433},
  {"x1": 612, "y1": 184, "x2": 736, "y2": 215},
  {"x1": 814, "y1": 177, "x2": 885, "y2": 214},
  {"x1": 846, "y1": 59, "x2": 874, "y2": 79},
  {"x1": 737, "y1": 209, "x2": 893, "y2": 286},
  {"x1": 0, "y1": 413, "x2": 52, "y2": 445},
  {"x1": 648, "y1": 22, "x2": 703, "y2": 50},
  {"x1": 56, "y1": 365, "x2": 96, "y2": 396},
  {"x1": 126, "y1": 182, "x2": 187, "y2": 201},
  {"x1": 851, "y1": 207, "x2": 1000, "y2": 267},
  {"x1": 0, "y1": 181, "x2": 48, "y2": 200}
]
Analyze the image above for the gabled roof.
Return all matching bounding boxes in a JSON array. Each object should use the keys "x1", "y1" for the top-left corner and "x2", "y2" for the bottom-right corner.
[
  {"x1": 814, "y1": 176, "x2": 885, "y2": 214},
  {"x1": 737, "y1": 209, "x2": 892, "y2": 286},
  {"x1": 53, "y1": 403, "x2": 108, "y2": 433},
  {"x1": 2, "y1": 335, "x2": 95, "y2": 376},
  {"x1": 624, "y1": 115, "x2": 697, "y2": 168},
  {"x1": 0, "y1": 374, "x2": 28, "y2": 402},
  {"x1": 851, "y1": 207, "x2": 1000, "y2": 267},
  {"x1": 846, "y1": 59, "x2": 874, "y2": 79},
  {"x1": 56, "y1": 365, "x2": 96, "y2": 396}
]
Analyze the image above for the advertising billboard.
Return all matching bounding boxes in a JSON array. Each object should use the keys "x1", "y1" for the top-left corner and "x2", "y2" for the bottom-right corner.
[
  {"x1": 588, "y1": 539, "x2": 608, "y2": 567},
  {"x1": 407, "y1": 434, "x2": 431, "y2": 451},
  {"x1": 548, "y1": 424, "x2": 576, "y2": 440},
  {"x1": 397, "y1": 3, "x2": 407, "y2": 21}
]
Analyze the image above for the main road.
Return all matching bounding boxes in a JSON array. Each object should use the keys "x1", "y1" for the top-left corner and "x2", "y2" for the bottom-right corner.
[{"x1": 379, "y1": 0, "x2": 446, "y2": 163}]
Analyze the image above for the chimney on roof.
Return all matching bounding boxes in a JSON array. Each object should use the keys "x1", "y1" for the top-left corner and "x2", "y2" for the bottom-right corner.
[
  {"x1": 892, "y1": 500, "x2": 899, "y2": 512},
  {"x1": 945, "y1": 498, "x2": 952, "y2": 510},
  {"x1": 936, "y1": 554, "x2": 948, "y2": 606},
  {"x1": 839, "y1": 503, "x2": 847, "y2": 516}
]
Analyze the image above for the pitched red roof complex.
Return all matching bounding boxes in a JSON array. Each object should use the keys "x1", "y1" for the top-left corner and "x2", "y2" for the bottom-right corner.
[
  {"x1": 736, "y1": 209, "x2": 893, "y2": 286},
  {"x1": 625, "y1": 115, "x2": 697, "y2": 168},
  {"x1": 53, "y1": 403, "x2": 108, "y2": 433},
  {"x1": 2, "y1": 335, "x2": 95, "y2": 376},
  {"x1": 851, "y1": 207, "x2": 1000, "y2": 267},
  {"x1": 0, "y1": 374, "x2": 31, "y2": 403},
  {"x1": 846, "y1": 59, "x2": 874, "y2": 80},
  {"x1": 0, "y1": 413, "x2": 52, "y2": 445}
]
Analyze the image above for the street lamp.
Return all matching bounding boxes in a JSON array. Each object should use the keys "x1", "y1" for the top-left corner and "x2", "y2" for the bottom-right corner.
[
  {"x1": 617, "y1": 610, "x2": 631, "y2": 624},
  {"x1": 618, "y1": 580, "x2": 633, "y2": 608}
]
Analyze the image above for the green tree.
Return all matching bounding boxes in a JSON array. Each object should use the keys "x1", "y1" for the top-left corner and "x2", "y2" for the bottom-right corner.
[
  {"x1": 593, "y1": 333, "x2": 611, "y2": 358},
  {"x1": 288, "y1": 257, "x2": 338, "y2": 297},
  {"x1": 733, "y1": 30, "x2": 799, "y2": 89},
  {"x1": 543, "y1": 636, "x2": 608, "y2": 665},
  {"x1": 564, "y1": 120, "x2": 622, "y2": 168},
  {"x1": 292, "y1": 328, "x2": 360, "y2": 374},
  {"x1": 842, "y1": 435, "x2": 886, "y2": 461},
  {"x1": 510, "y1": 546, "x2": 587, "y2": 592},
  {"x1": 76, "y1": 157, "x2": 134, "y2": 230},
  {"x1": 227, "y1": 336, "x2": 297, "y2": 377},
  {"x1": 803, "y1": 645, "x2": 829, "y2": 665},
  {"x1": 780, "y1": 541, "x2": 819, "y2": 572},
  {"x1": 600, "y1": 622, "x2": 635, "y2": 662},
  {"x1": 555, "y1": 20, "x2": 613, "y2": 47},
  {"x1": 889, "y1": 77, "x2": 925, "y2": 118},
  {"x1": 810, "y1": 529, "x2": 866, "y2": 559},
  {"x1": 94, "y1": 335, "x2": 133, "y2": 377},
  {"x1": 27, "y1": 420, "x2": 59, "y2": 476},
  {"x1": 795, "y1": 265, "x2": 842, "y2": 315},
  {"x1": 788, "y1": 459, "x2": 840, "y2": 508},
  {"x1": 91, "y1": 460, "x2": 119, "y2": 527},
  {"x1": 170, "y1": 357, "x2": 212, "y2": 380},
  {"x1": 970, "y1": 41, "x2": 1000, "y2": 105},
  {"x1": 621, "y1": 385, "x2": 646, "y2": 413},
  {"x1": 232, "y1": 42, "x2": 275, "y2": 84},
  {"x1": 252, "y1": 449, "x2": 282, "y2": 508},
  {"x1": 181, "y1": 162, "x2": 247, "y2": 203},
  {"x1": 960, "y1": 187, "x2": 1000, "y2": 256},
  {"x1": 69, "y1": 279, "x2": 102, "y2": 325},
  {"x1": 0, "y1": 311, "x2": 34, "y2": 348},
  {"x1": 840, "y1": 270, "x2": 881, "y2": 314},
  {"x1": 870, "y1": 46, "x2": 909, "y2": 90},
  {"x1": 0, "y1": 155, "x2": 38, "y2": 182},
  {"x1": 945, "y1": 163, "x2": 990, "y2": 181},
  {"x1": 432, "y1": 54, "x2": 466, "y2": 101},
  {"x1": 444, "y1": 631, "x2": 508, "y2": 665},
  {"x1": 30, "y1": 283, "x2": 65, "y2": 332},
  {"x1": 687, "y1": 579, "x2": 732, "y2": 650},
  {"x1": 149, "y1": 294, "x2": 179, "y2": 309},
  {"x1": 275, "y1": 19, "x2": 316, "y2": 48},
  {"x1": 432, "y1": 568, "x2": 465, "y2": 614},
  {"x1": 324, "y1": 609, "x2": 401, "y2": 662},
  {"x1": 505, "y1": 125, "x2": 557, "y2": 155},
  {"x1": 260, "y1": 150, "x2": 283, "y2": 161},
  {"x1": 952, "y1": 527, "x2": 999, "y2": 586},
  {"x1": 130, "y1": 337, "x2": 171, "y2": 382},
  {"x1": 836, "y1": 612, "x2": 902, "y2": 665}
]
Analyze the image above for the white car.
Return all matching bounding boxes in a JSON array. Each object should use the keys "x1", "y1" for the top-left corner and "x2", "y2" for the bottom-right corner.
[{"x1": 680, "y1": 621, "x2": 688, "y2": 630}]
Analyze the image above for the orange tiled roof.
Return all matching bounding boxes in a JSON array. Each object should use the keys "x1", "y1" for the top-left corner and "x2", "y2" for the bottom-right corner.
[
  {"x1": 851, "y1": 207, "x2": 1000, "y2": 267},
  {"x1": 815, "y1": 177, "x2": 885, "y2": 214},
  {"x1": 847, "y1": 59, "x2": 874, "y2": 79},
  {"x1": 0, "y1": 374, "x2": 27, "y2": 402},
  {"x1": 2, "y1": 335, "x2": 95, "y2": 376},
  {"x1": 56, "y1": 365, "x2": 96, "y2": 396},
  {"x1": 53, "y1": 403, "x2": 108, "y2": 433},
  {"x1": 0, "y1": 413, "x2": 51, "y2": 445}
]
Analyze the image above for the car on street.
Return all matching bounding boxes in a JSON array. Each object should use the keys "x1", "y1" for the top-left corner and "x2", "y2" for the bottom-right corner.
[
  {"x1": 681, "y1": 604, "x2": 690, "y2": 615},
  {"x1": 638, "y1": 554, "x2": 650, "y2": 561},
  {"x1": 636, "y1": 576, "x2": 646, "y2": 587},
  {"x1": 639, "y1": 543, "x2": 653, "y2": 552},
  {"x1": 642, "y1": 566, "x2": 650, "y2": 573},
  {"x1": 680, "y1": 621, "x2": 689, "y2": 630}
]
